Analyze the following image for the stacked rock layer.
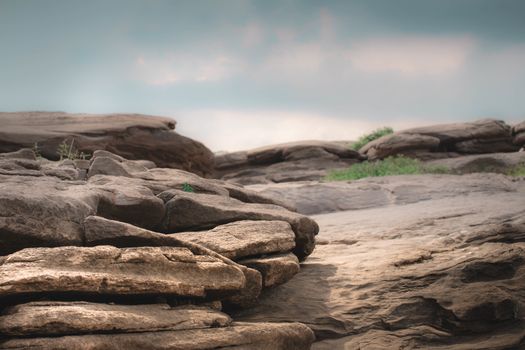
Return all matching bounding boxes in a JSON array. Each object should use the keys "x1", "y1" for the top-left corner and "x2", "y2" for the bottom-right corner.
[{"x1": 0, "y1": 149, "x2": 316, "y2": 349}]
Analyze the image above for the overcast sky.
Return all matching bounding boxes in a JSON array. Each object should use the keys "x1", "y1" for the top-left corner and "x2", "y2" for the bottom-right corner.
[{"x1": 1, "y1": 0, "x2": 524, "y2": 151}]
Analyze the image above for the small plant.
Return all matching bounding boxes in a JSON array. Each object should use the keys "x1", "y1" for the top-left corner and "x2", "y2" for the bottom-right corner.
[
  {"x1": 56, "y1": 138, "x2": 88, "y2": 160},
  {"x1": 507, "y1": 163, "x2": 525, "y2": 177},
  {"x1": 182, "y1": 183, "x2": 195, "y2": 193},
  {"x1": 32, "y1": 142, "x2": 42, "y2": 159},
  {"x1": 326, "y1": 156, "x2": 450, "y2": 181},
  {"x1": 351, "y1": 127, "x2": 394, "y2": 151}
]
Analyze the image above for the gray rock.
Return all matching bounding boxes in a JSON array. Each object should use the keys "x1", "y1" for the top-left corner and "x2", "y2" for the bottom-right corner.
[{"x1": 426, "y1": 152, "x2": 525, "y2": 174}]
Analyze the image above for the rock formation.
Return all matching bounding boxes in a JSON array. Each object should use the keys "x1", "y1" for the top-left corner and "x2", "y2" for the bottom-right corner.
[
  {"x1": 215, "y1": 140, "x2": 364, "y2": 185},
  {"x1": 513, "y1": 121, "x2": 525, "y2": 148},
  {"x1": 235, "y1": 174, "x2": 525, "y2": 349},
  {"x1": 360, "y1": 119, "x2": 519, "y2": 160},
  {"x1": 0, "y1": 112, "x2": 214, "y2": 176},
  {"x1": 0, "y1": 148, "x2": 316, "y2": 349}
]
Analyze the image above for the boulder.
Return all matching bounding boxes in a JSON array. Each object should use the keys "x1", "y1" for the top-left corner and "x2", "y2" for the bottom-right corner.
[
  {"x1": 0, "y1": 246, "x2": 245, "y2": 299},
  {"x1": 0, "y1": 112, "x2": 214, "y2": 176},
  {"x1": 426, "y1": 152, "x2": 525, "y2": 174},
  {"x1": 512, "y1": 121, "x2": 525, "y2": 147},
  {"x1": 158, "y1": 190, "x2": 318, "y2": 259},
  {"x1": 215, "y1": 140, "x2": 364, "y2": 185},
  {"x1": 361, "y1": 119, "x2": 519, "y2": 160}
]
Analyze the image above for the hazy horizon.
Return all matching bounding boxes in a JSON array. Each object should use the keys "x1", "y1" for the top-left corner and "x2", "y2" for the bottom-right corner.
[{"x1": 1, "y1": 0, "x2": 524, "y2": 151}]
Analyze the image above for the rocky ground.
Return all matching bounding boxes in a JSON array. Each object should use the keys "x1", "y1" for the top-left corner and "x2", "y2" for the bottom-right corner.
[
  {"x1": 1, "y1": 114, "x2": 524, "y2": 349},
  {"x1": 235, "y1": 174, "x2": 525, "y2": 349}
]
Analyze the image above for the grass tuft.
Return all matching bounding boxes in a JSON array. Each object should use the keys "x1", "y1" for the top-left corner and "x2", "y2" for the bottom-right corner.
[
  {"x1": 351, "y1": 127, "x2": 394, "y2": 151},
  {"x1": 326, "y1": 156, "x2": 450, "y2": 181},
  {"x1": 507, "y1": 163, "x2": 525, "y2": 177},
  {"x1": 182, "y1": 183, "x2": 195, "y2": 192}
]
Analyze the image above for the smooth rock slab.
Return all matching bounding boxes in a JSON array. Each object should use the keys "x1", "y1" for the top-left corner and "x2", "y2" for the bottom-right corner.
[
  {"x1": 159, "y1": 190, "x2": 318, "y2": 259},
  {"x1": 0, "y1": 302, "x2": 231, "y2": 336},
  {"x1": 175, "y1": 220, "x2": 296, "y2": 260},
  {"x1": 239, "y1": 253, "x2": 300, "y2": 288},
  {"x1": 0, "y1": 246, "x2": 245, "y2": 299},
  {"x1": 0, "y1": 322, "x2": 315, "y2": 350}
]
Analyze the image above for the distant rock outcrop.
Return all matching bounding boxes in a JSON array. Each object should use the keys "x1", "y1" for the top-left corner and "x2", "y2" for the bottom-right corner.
[
  {"x1": 360, "y1": 119, "x2": 519, "y2": 160},
  {"x1": 215, "y1": 140, "x2": 364, "y2": 185},
  {"x1": 0, "y1": 112, "x2": 214, "y2": 176},
  {"x1": 512, "y1": 121, "x2": 525, "y2": 148}
]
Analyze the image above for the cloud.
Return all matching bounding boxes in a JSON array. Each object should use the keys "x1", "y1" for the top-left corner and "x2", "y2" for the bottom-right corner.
[
  {"x1": 347, "y1": 36, "x2": 475, "y2": 76},
  {"x1": 173, "y1": 108, "x2": 441, "y2": 152},
  {"x1": 134, "y1": 53, "x2": 241, "y2": 85}
]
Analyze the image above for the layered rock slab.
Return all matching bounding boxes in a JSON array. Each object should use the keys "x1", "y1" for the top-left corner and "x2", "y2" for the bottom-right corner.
[
  {"x1": 0, "y1": 322, "x2": 315, "y2": 350},
  {"x1": 0, "y1": 111, "x2": 214, "y2": 176},
  {"x1": 0, "y1": 246, "x2": 245, "y2": 299},
  {"x1": 159, "y1": 189, "x2": 319, "y2": 259}
]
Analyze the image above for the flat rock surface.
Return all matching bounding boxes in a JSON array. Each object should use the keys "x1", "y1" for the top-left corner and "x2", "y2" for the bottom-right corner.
[
  {"x1": 235, "y1": 174, "x2": 525, "y2": 349},
  {"x1": 0, "y1": 246, "x2": 245, "y2": 299},
  {"x1": 0, "y1": 302, "x2": 231, "y2": 336},
  {"x1": 0, "y1": 112, "x2": 213, "y2": 176},
  {"x1": 0, "y1": 321, "x2": 315, "y2": 350}
]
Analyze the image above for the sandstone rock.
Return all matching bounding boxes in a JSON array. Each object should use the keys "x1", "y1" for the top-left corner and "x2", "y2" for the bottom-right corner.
[
  {"x1": 0, "y1": 322, "x2": 315, "y2": 350},
  {"x1": 0, "y1": 148, "x2": 36, "y2": 160},
  {"x1": 215, "y1": 140, "x2": 364, "y2": 185},
  {"x1": 159, "y1": 190, "x2": 318, "y2": 259},
  {"x1": 359, "y1": 133, "x2": 441, "y2": 160},
  {"x1": 512, "y1": 121, "x2": 525, "y2": 147},
  {"x1": 239, "y1": 253, "x2": 300, "y2": 288},
  {"x1": 175, "y1": 220, "x2": 296, "y2": 260},
  {"x1": 0, "y1": 246, "x2": 245, "y2": 299},
  {"x1": 87, "y1": 156, "x2": 133, "y2": 178},
  {"x1": 235, "y1": 174, "x2": 525, "y2": 349},
  {"x1": 361, "y1": 119, "x2": 519, "y2": 160},
  {"x1": 0, "y1": 112, "x2": 214, "y2": 176},
  {"x1": 0, "y1": 302, "x2": 231, "y2": 336},
  {"x1": 426, "y1": 152, "x2": 525, "y2": 174}
]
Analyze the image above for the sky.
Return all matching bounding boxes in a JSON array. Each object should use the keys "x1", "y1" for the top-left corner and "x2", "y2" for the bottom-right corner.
[{"x1": 1, "y1": 0, "x2": 525, "y2": 151}]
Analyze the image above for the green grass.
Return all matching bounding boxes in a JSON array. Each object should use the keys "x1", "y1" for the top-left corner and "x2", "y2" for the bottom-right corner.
[
  {"x1": 326, "y1": 156, "x2": 450, "y2": 181},
  {"x1": 507, "y1": 163, "x2": 525, "y2": 177},
  {"x1": 351, "y1": 127, "x2": 394, "y2": 151},
  {"x1": 181, "y1": 183, "x2": 195, "y2": 192}
]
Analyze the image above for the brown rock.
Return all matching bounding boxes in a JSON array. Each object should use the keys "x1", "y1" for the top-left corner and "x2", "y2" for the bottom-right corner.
[
  {"x1": 239, "y1": 253, "x2": 300, "y2": 288},
  {"x1": 0, "y1": 322, "x2": 315, "y2": 350},
  {"x1": 359, "y1": 133, "x2": 441, "y2": 160},
  {"x1": 159, "y1": 190, "x2": 318, "y2": 259},
  {"x1": 0, "y1": 246, "x2": 245, "y2": 299},
  {"x1": 0, "y1": 302, "x2": 231, "y2": 336},
  {"x1": 0, "y1": 112, "x2": 214, "y2": 176}
]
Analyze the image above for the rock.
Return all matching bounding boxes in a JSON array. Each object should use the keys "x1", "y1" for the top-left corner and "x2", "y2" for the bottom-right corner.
[
  {"x1": 0, "y1": 148, "x2": 36, "y2": 160},
  {"x1": 0, "y1": 322, "x2": 315, "y2": 350},
  {"x1": 175, "y1": 220, "x2": 296, "y2": 260},
  {"x1": 247, "y1": 173, "x2": 520, "y2": 215},
  {"x1": 361, "y1": 119, "x2": 519, "y2": 160},
  {"x1": 0, "y1": 112, "x2": 214, "y2": 176},
  {"x1": 239, "y1": 253, "x2": 300, "y2": 288},
  {"x1": 0, "y1": 246, "x2": 245, "y2": 299},
  {"x1": 0, "y1": 175, "x2": 97, "y2": 255},
  {"x1": 87, "y1": 156, "x2": 133, "y2": 178},
  {"x1": 512, "y1": 121, "x2": 525, "y2": 147},
  {"x1": 234, "y1": 174, "x2": 525, "y2": 349},
  {"x1": 0, "y1": 302, "x2": 231, "y2": 336},
  {"x1": 359, "y1": 134, "x2": 441, "y2": 160},
  {"x1": 159, "y1": 189, "x2": 318, "y2": 259},
  {"x1": 426, "y1": 152, "x2": 525, "y2": 174},
  {"x1": 215, "y1": 140, "x2": 364, "y2": 185}
]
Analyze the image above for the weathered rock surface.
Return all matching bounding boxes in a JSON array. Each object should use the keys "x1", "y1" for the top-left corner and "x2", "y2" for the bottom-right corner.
[
  {"x1": 215, "y1": 140, "x2": 364, "y2": 185},
  {"x1": 0, "y1": 246, "x2": 245, "y2": 299},
  {"x1": 0, "y1": 111, "x2": 214, "y2": 176},
  {"x1": 426, "y1": 151, "x2": 525, "y2": 174},
  {"x1": 0, "y1": 321, "x2": 315, "y2": 350},
  {"x1": 235, "y1": 174, "x2": 525, "y2": 349},
  {"x1": 0, "y1": 302, "x2": 231, "y2": 336},
  {"x1": 159, "y1": 189, "x2": 318, "y2": 259},
  {"x1": 361, "y1": 119, "x2": 519, "y2": 160},
  {"x1": 512, "y1": 121, "x2": 525, "y2": 147},
  {"x1": 240, "y1": 253, "x2": 300, "y2": 288}
]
